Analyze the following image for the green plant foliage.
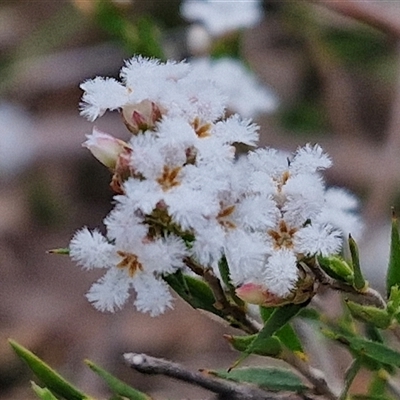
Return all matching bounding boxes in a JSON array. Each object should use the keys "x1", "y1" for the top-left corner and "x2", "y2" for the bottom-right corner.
[
  {"x1": 94, "y1": 0, "x2": 164, "y2": 59},
  {"x1": 345, "y1": 300, "x2": 391, "y2": 329},
  {"x1": 245, "y1": 302, "x2": 308, "y2": 355},
  {"x1": 322, "y1": 27, "x2": 389, "y2": 67},
  {"x1": 322, "y1": 329, "x2": 400, "y2": 370},
  {"x1": 212, "y1": 367, "x2": 307, "y2": 392},
  {"x1": 318, "y1": 255, "x2": 354, "y2": 283},
  {"x1": 259, "y1": 306, "x2": 305, "y2": 355},
  {"x1": 164, "y1": 272, "x2": 225, "y2": 318},
  {"x1": 9, "y1": 340, "x2": 89, "y2": 400},
  {"x1": 85, "y1": 360, "x2": 151, "y2": 400},
  {"x1": 224, "y1": 334, "x2": 282, "y2": 357},
  {"x1": 31, "y1": 382, "x2": 59, "y2": 400},
  {"x1": 386, "y1": 212, "x2": 400, "y2": 297},
  {"x1": 349, "y1": 235, "x2": 367, "y2": 291}
]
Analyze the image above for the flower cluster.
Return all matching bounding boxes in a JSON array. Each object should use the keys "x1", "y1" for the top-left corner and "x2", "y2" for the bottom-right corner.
[{"x1": 70, "y1": 56, "x2": 360, "y2": 316}]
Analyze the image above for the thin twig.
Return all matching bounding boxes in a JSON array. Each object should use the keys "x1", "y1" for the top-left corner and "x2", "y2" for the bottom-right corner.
[
  {"x1": 281, "y1": 350, "x2": 338, "y2": 400},
  {"x1": 124, "y1": 352, "x2": 313, "y2": 400},
  {"x1": 184, "y1": 256, "x2": 260, "y2": 334},
  {"x1": 313, "y1": 262, "x2": 386, "y2": 309}
]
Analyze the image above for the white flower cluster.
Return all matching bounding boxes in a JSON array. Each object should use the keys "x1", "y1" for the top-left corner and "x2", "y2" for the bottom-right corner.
[
  {"x1": 70, "y1": 56, "x2": 360, "y2": 316},
  {"x1": 181, "y1": 0, "x2": 263, "y2": 37}
]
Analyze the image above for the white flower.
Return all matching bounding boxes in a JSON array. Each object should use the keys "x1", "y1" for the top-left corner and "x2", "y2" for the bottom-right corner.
[
  {"x1": 70, "y1": 228, "x2": 117, "y2": 270},
  {"x1": 263, "y1": 249, "x2": 298, "y2": 297},
  {"x1": 181, "y1": 0, "x2": 263, "y2": 36},
  {"x1": 80, "y1": 77, "x2": 128, "y2": 121},
  {"x1": 191, "y1": 58, "x2": 278, "y2": 117},
  {"x1": 69, "y1": 226, "x2": 187, "y2": 315}
]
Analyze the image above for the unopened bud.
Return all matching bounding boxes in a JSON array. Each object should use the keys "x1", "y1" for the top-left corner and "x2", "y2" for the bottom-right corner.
[
  {"x1": 83, "y1": 128, "x2": 128, "y2": 169},
  {"x1": 122, "y1": 100, "x2": 164, "y2": 134},
  {"x1": 236, "y1": 283, "x2": 286, "y2": 307}
]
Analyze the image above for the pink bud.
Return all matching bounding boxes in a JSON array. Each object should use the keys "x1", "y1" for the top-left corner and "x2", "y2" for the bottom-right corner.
[
  {"x1": 83, "y1": 127, "x2": 128, "y2": 169},
  {"x1": 236, "y1": 283, "x2": 283, "y2": 307},
  {"x1": 122, "y1": 100, "x2": 164, "y2": 134}
]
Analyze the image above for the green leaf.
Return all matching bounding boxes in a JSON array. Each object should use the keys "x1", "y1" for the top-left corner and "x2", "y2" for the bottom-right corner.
[
  {"x1": 387, "y1": 285, "x2": 400, "y2": 317},
  {"x1": 164, "y1": 272, "x2": 224, "y2": 318},
  {"x1": 85, "y1": 360, "x2": 151, "y2": 400},
  {"x1": 224, "y1": 334, "x2": 282, "y2": 357},
  {"x1": 9, "y1": 339, "x2": 89, "y2": 400},
  {"x1": 31, "y1": 382, "x2": 59, "y2": 400},
  {"x1": 259, "y1": 306, "x2": 305, "y2": 356},
  {"x1": 322, "y1": 330, "x2": 400, "y2": 369},
  {"x1": 318, "y1": 255, "x2": 354, "y2": 283},
  {"x1": 368, "y1": 370, "x2": 389, "y2": 398},
  {"x1": 345, "y1": 300, "x2": 391, "y2": 329},
  {"x1": 386, "y1": 211, "x2": 400, "y2": 297},
  {"x1": 47, "y1": 248, "x2": 70, "y2": 255},
  {"x1": 218, "y1": 257, "x2": 244, "y2": 307},
  {"x1": 211, "y1": 367, "x2": 307, "y2": 392},
  {"x1": 246, "y1": 302, "x2": 308, "y2": 355},
  {"x1": 349, "y1": 235, "x2": 367, "y2": 291}
]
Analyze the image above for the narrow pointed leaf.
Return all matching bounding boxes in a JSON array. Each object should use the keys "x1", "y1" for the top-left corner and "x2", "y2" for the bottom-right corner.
[
  {"x1": 218, "y1": 257, "x2": 244, "y2": 306},
  {"x1": 349, "y1": 235, "x2": 367, "y2": 291},
  {"x1": 345, "y1": 300, "x2": 391, "y2": 329},
  {"x1": 246, "y1": 302, "x2": 308, "y2": 355},
  {"x1": 211, "y1": 367, "x2": 307, "y2": 392},
  {"x1": 224, "y1": 334, "x2": 282, "y2": 357},
  {"x1": 9, "y1": 340, "x2": 89, "y2": 400},
  {"x1": 321, "y1": 330, "x2": 400, "y2": 369},
  {"x1": 85, "y1": 360, "x2": 151, "y2": 400},
  {"x1": 47, "y1": 248, "x2": 69, "y2": 255},
  {"x1": 31, "y1": 382, "x2": 59, "y2": 400},
  {"x1": 368, "y1": 370, "x2": 389, "y2": 397},
  {"x1": 387, "y1": 211, "x2": 400, "y2": 297},
  {"x1": 318, "y1": 255, "x2": 354, "y2": 283},
  {"x1": 164, "y1": 272, "x2": 224, "y2": 318}
]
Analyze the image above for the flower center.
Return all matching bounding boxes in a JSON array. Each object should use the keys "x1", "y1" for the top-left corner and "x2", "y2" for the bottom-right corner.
[
  {"x1": 157, "y1": 165, "x2": 182, "y2": 191},
  {"x1": 268, "y1": 220, "x2": 298, "y2": 249},
  {"x1": 217, "y1": 204, "x2": 236, "y2": 229},
  {"x1": 117, "y1": 251, "x2": 143, "y2": 277},
  {"x1": 192, "y1": 117, "x2": 212, "y2": 138}
]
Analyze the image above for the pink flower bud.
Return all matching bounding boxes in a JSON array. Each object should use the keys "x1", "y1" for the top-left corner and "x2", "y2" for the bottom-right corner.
[
  {"x1": 236, "y1": 283, "x2": 285, "y2": 307},
  {"x1": 122, "y1": 100, "x2": 164, "y2": 134},
  {"x1": 83, "y1": 128, "x2": 128, "y2": 169}
]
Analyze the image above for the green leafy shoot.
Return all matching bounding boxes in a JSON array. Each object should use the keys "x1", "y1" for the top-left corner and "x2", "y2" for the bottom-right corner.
[
  {"x1": 31, "y1": 382, "x2": 59, "y2": 400},
  {"x1": 85, "y1": 360, "x2": 151, "y2": 400},
  {"x1": 9, "y1": 339, "x2": 89, "y2": 400},
  {"x1": 211, "y1": 367, "x2": 307, "y2": 393}
]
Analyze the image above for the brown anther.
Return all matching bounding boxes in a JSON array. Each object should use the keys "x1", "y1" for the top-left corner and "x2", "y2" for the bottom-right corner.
[
  {"x1": 217, "y1": 205, "x2": 237, "y2": 229},
  {"x1": 268, "y1": 220, "x2": 298, "y2": 249},
  {"x1": 117, "y1": 251, "x2": 143, "y2": 277},
  {"x1": 192, "y1": 117, "x2": 212, "y2": 138},
  {"x1": 156, "y1": 166, "x2": 182, "y2": 191}
]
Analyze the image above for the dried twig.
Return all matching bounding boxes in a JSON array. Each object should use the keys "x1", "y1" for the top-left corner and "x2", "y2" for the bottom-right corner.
[{"x1": 124, "y1": 352, "x2": 314, "y2": 400}]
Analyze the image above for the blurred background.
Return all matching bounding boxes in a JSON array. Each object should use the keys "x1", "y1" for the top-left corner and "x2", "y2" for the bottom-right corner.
[{"x1": 1, "y1": 0, "x2": 400, "y2": 398}]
